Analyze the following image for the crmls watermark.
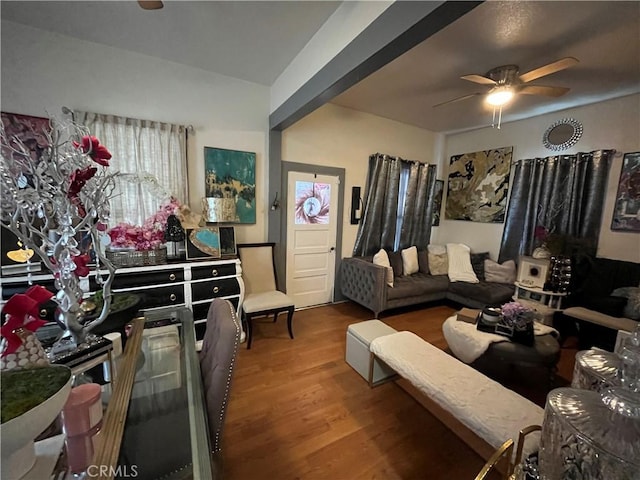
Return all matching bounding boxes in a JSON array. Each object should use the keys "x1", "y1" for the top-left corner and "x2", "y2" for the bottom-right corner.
[{"x1": 86, "y1": 465, "x2": 139, "y2": 477}]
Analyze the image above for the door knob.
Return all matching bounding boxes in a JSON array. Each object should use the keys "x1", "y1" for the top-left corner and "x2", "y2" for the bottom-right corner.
[{"x1": 329, "y1": 247, "x2": 335, "y2": 252}]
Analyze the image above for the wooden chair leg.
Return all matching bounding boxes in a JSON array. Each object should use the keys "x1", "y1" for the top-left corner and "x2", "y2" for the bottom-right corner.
[
  {"x1": 286, "y1": 306, "x2": 294, "y2": 339},
  {"x1": 246, "y1": 314, "x2": 253, "y2": 350}
]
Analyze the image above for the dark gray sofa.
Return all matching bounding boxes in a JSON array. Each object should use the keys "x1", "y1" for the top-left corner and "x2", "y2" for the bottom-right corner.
[{"x1": 340, "y1": 256, "x2": 515, "y2": 318}]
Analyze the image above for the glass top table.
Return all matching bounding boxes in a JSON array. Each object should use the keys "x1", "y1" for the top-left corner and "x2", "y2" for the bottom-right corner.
[{"x1": 54, "y1": 306, "x2": 213, "y2": 480}]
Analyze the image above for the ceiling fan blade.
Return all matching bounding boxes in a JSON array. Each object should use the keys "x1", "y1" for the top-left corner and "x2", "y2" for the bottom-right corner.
[
  {"x1": 138, "y1": 0, "x2": 164, "y2": 10},
  {"x1": 518, "y1": 85, "x2": 570, "y2": 97},
  {"x1": 460, "y1": 74, "x2": 496, "y2": 86},
  {"x1": 519, "y1": 57, "x2": 579, "y2": 83},
  {"x1": 433, "y1": 92, "x2": 482, "y2": 108}
]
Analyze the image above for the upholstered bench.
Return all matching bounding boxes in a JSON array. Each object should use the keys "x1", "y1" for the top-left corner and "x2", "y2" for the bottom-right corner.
[
  {"x1": 345, "y1": 320, "x2": 397, "y2": 384},
  {"x1": 369, "y1": 330, "x2": 544, "y2": 461}
]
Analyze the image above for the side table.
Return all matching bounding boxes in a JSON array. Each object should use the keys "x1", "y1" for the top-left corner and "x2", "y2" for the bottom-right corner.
[{"x1": 513, "y1": 282, "x2": 567, "y2": 326}]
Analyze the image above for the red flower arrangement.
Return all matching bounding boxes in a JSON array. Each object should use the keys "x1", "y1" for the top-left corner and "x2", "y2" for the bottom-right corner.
[
  {"x1": 108, "y1": 197, "x2": 182, "y2": 251},
  {"x1": 1, "y1": 286, "x2": 53, "y2": 356}
]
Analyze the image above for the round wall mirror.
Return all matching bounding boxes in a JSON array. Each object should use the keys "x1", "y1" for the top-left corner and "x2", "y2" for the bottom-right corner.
[{"x1": 543, "y1": 118, "x2": 583, "y2": 151}]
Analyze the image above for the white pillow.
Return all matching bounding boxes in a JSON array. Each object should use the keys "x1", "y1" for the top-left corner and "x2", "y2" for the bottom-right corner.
[
  {"x1": 428, "y1": 244, "x2": 446, "y2": 255},
  {"x1": 401, "y1": 246, "x2": 419, "y2": 276},
  {"x1": 484, "y1": 259, "x2": 517, "y2": 284},
  {"x1": 373, "y1": 249, "x2": 394, "y2": 287},
  {"x1": 446, "y1": 243, "x2": 479, "y2": 283}
]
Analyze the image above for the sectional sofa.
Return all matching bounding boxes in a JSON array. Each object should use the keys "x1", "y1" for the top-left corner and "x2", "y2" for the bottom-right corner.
[{"x1": 340, "y1": 254, "x2": 514, "y2": 318}]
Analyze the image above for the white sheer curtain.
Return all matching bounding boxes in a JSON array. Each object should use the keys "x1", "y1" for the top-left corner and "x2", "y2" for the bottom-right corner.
[{"x1": 77, "y1": 112, "x2": 188, "y2": 226}]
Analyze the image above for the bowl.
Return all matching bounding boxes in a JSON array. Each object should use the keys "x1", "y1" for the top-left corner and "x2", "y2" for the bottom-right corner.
[
  {"x1": 481, "y1": 307, "x2": 502, "y2": 324},
  {"x1": 1, "y1": 365, "x2": 72, "y2": 479}
]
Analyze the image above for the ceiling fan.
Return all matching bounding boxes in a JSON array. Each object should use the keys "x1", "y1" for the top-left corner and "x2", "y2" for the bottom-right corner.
[
  {"x1": 138, "y1": 1, "x2": 163, "y2": 10},
  {"x1": 434, "y1": 57, "x2": 579, "y2": 116}
]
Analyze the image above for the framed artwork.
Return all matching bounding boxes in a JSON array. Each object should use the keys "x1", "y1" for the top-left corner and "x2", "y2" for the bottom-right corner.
[
  {"x1": 517, "y1": 256, "x2": 550, "y2": 289},
  {"x1": 611, "y1": 151, "x2": 640, "y2": 232},
  {"x1": 445, "y1": 146, "x2": 513, "y2": 223},
  {"x1": 219, "y1": 226, "x2": 236, "y2": 256},
  {"x1": 432, "y1": 180, "x2": 444, "y2": 226},
  {"x1": 294, "y1": 180, "x2": 330, "y2": 224},
  {"x1": 0, "y1": 112, "x2": 50, "y2": 164},
  {"x1": 203, "y1": 147, "x2": 256, "y2": 224},
  {"x1": 186, "y1": 227, "x2": 221, "y2": 260}
]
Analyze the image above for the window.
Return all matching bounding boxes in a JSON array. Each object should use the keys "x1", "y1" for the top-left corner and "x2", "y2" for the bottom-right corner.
[{"x1": 78, "y1": 112, "x2": 188, "y2": 226}]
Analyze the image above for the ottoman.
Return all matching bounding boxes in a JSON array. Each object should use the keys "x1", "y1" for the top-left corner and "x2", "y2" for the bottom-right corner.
[
  {"x1": 443, "y1": 316, "x2": 560, "y2": 381},
  {"x1": 346, "y1": 320, "x2": 397, "y2": 384}
]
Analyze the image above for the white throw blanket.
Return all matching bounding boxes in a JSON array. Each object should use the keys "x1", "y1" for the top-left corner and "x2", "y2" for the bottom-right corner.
[
  {"x1": 370, "y1": 331, "x2": 544, "y2": 458},
  {"x1": 442, "y1": 317, "x2": 558, "y2": 364}
]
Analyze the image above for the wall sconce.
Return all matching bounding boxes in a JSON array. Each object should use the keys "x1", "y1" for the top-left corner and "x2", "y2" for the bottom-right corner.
[
  {"x1": 350, "y1": 186, "x2": 362, "y2": 224},
  {"x1": 271, "y1": 192, "x2": 280, "y2": 211}
]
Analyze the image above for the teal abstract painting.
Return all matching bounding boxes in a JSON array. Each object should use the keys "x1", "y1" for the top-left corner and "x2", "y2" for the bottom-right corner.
[{"x1": 204, "y1": 147, "x2": 256, "y2": 224}]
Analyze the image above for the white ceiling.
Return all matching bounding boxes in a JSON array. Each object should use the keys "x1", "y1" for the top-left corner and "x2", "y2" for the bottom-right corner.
[
  {"x1": 2, "y1": 1, "x2": 638, "y2": 133},
  {"x1": 333, "y1": 1, "x2": 640, "y2": 133},
  {"x1": 0, "y1": 0, "x2": 341, "y2": 86}
]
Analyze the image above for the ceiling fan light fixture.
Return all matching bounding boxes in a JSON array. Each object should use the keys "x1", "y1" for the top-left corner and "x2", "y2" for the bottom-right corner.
[{"x1": 486, "y1": 86, "x2": 514, "y2": 106}]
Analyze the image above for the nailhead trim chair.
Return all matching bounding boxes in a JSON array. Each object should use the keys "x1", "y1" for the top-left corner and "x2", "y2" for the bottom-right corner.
[
  {"x1": 200, "y1": 298, "x2": 241, "y2": 469},
  {"x1": 237, "y1": 242, "x2": 295, "y2": 349}
]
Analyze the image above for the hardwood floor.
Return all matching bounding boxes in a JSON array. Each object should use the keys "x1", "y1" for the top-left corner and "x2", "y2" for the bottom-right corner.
[{"x1": 222, "y1": 301, "x2": 577, "y2": 480}]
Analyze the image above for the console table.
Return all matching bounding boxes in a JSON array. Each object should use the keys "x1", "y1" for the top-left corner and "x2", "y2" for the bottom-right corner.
[{"x1": 0, "y1": 259, "x2": 244, "y2": 342}]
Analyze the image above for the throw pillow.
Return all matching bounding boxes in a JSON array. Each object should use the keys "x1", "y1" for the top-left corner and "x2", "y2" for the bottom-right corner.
[
  {"x1": 387, "y1": 251, "x2": 403, "y2": 277},
  {"x1": 470, "y1": 252, "x2": 490, "y2": 281},
  {"x1": 428, "y1": 244, "x2": 446, "y2": 255},
  {"x1": 373, "y1": 249, "x2": 394, "y2": 288},
  {"x1": 484, "y1": 259, "x2": 517, "y2": 284},
  {"x1": 446, "y1": 243, "x2": 479, "y2": 283},
  {"x1": 417, "y1": 249, "x2": 429, "y2": 274},
  {"x1": 428, "y1": 252, "x2": 448, "y2": 276},
  {"x1": 401, "y1": 246, "x2": 419, "y2": 276},
  {"x1": 611, "y1": 287, "x2": 640, "y2": 320}
]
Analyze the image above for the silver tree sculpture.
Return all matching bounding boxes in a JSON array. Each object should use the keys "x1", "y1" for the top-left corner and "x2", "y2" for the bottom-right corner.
[{"x1": 0, "y1": 117, "x2": 118, "y2": 351}]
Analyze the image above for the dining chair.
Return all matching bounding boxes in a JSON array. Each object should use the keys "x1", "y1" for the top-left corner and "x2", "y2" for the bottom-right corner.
[
  {"x1": 474, "y1": 438, "x2": 514, "y2": 480},
  {"x1": 199, "y1": 298, "x2": 241, "y2": 457},
  {"x1": 236, "y1": 242, "x2": 295, "y2": 349}
]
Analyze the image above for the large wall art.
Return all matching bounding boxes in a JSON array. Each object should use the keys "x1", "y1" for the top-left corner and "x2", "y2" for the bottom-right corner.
[
  {"x1": 445, "y1": 146, "x2": 513, "y2": 223},
  {"x1": 203, "y1": 147, "x2": 256, "y2": 224},
  {"x1": 1, "y1": 112, "x2": 50, "y2": 163},
  {"x1": 611, "y1": 151, "x2": 640, "y2": 232}
]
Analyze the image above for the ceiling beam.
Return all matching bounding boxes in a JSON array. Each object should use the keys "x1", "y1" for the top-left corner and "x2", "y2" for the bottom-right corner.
[{"x1": 269, "y1": 1, "x2": 482, "y2": 131}]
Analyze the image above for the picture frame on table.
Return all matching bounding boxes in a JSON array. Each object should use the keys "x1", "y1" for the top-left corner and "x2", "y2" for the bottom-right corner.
[
  {"x1": 186, "y1": 227, "x2": 221, "y2": 260},
  {"x1": 516, "y1": 256, "x2": 550, "y2": 289},
  {"x1": 219, "y1": 226, "x2": 236, "y2": 256}
]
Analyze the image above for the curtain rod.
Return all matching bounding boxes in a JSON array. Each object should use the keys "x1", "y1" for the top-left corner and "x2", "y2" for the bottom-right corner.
[{"x1": 62, "y1": 106, "x2": 195, "y2": 133}]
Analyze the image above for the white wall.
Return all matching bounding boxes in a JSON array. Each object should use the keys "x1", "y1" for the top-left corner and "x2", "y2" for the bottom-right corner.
[
  {"x1": 281, "y1": 103, "x2": 437, "y2": 259},
  {"x1": 270, "y1": 1, "x2": 393, "y2": 113},
  {"x1": 437, "y1": 94, "x2": 640, "y2": 263},
  {"x1": 1, "y1": 21, "x2": 270, "y2": 243}
]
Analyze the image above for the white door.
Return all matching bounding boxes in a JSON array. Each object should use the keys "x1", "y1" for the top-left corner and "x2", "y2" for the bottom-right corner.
[{"x1": 286, "y1": 172, "x2": 339, "y2": 308}]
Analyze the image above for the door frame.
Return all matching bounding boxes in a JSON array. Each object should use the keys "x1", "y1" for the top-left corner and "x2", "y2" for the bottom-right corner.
[{"x1": 279, "y1": 161, "x2": 345, "y2": 302}]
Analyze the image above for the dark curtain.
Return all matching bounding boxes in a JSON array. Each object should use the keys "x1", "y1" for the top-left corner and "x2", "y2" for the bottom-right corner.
[
  {"x1": 398, "y1": 161, "x2": 437, "y2": 249},
  {"x1": 499, "y1": 149, "x2": 614, "y2": 263},
  {"x1": 353, "y1": 153, "x2": 436, "y2": 256}
]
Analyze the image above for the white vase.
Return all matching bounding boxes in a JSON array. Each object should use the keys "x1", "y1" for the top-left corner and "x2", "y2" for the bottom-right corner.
[
  {"x1": 0, "y1": 365, "x2": 72, "y2": 479},
  {"x1": 532, "y1": 246, "x2": 551, "y2": 259}
]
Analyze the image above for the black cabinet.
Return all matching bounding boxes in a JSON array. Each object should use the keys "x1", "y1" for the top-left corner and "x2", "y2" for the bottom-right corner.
[{"x1": 0, "y1": 259, "x2": 244, "y2": 341}]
